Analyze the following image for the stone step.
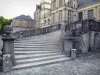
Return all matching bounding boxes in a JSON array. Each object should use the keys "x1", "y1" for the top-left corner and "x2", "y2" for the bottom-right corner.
[
  {"x1": 18, "y1": 38, "x2": 60, "y2": 40},
  {"x1": 14, "y1": 42, "x2": 60, "y2": 45},
  {"x1": 14, "y1": 49, "x2": 60, "y2": 52},
  {"x1": 14, "y1": 47, "x2": 61, "y2": 51},
  {"x1": 14, "y1": 49, "x2": 61, "y2": 52},
  {"x1": 14, "y1": 43, "x2": 60, "y2": 47},
  {"x1": 15, "y1": 53, "x2": 62, "y2": 60},
  {"x1": 14, "y1": 40, "x2": 59, "y2": 43},
  {"x1": 14, "y1": 45, "x2": 60, "y2": 47},
  {"x1": 14, "y1": 43, "x2": 60, "y2": 46},
  {"x1": 14, "y1": 43, "x2": 60, "y2": 45},
  {"x1": 14, "y1": 40, "x2": 60, "y2": 42},
  {"x1": 15, "y1": 38, "x2": 60, "y2": 42},
  {"x1": 14, "y1": 46, "x2": 60, "y2": 49},
  {"x1": 16, "y1": 55, "x2": 66, "y2": 64},
  {"x1": 15, "y1": 40, "x2": 60, "y2": 42},
  {"x1": 14, "y1": 51, "x2": 60, "y2": 55},
  {"x1": 12, "y1": 57, "x2": 69, "y2": 70}
]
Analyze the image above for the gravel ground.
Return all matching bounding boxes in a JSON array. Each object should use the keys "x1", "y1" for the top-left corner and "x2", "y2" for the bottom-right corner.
[{"x1": 4, "y1": 52, "x2": 100, "y2": 75}]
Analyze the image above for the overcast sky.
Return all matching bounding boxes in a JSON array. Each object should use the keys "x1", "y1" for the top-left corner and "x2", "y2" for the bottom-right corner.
[{"x1": 0, "y1": 0, "x2": 41, "y2": 19}]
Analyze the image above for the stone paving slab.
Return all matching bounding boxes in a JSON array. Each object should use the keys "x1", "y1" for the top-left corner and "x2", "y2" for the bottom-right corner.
[{"x1": 5, "y1": 52, "x2": 100, "y2": 75}]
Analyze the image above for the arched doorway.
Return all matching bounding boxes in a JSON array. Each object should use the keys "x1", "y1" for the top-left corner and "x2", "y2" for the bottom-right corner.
[{"x1": 94, "y1": 33, "x2": 100, "y2": 50}]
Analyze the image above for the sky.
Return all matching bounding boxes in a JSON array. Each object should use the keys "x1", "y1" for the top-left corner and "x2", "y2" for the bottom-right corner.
[{"x1": 0, "y1": 0, "x2": 41, "y2": 19}]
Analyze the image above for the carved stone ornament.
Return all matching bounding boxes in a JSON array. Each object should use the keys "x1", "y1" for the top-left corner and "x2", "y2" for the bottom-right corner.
[{"x1": 3, "y1": 25, "x2": 13, "y2": 36}]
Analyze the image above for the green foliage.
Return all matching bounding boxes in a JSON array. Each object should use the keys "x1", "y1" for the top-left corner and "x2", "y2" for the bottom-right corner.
[
  {"x1": 0, "y1": 16, "x2": 12, "y2": 31},
  {"x1": 0, "y1": 21, "x2": 2, "y2": 30}
]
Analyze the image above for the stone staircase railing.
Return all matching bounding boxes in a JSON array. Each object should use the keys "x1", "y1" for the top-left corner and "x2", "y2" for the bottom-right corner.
[
  {"x1": 61, "y1": 19, "x2": 100, "y2": 57},
  {"x1": 12, "y1": 24, "x2": 61, "y2": 40}
]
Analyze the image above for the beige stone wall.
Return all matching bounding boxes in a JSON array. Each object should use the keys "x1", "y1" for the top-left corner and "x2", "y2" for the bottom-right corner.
[
  {"x1": 51, "y1": 0, "x2": 78, "y2": 24},
  {"x1": 34, "y1": 0, "x2": 51, "y2": 28},
  {"x1": 34, "y1": 0, "x2": 100, "y2": 28},
  {"x1": 12, "y1": 19, "x2": 34, "y2": 28},
  {"x1": 78, "y1": 3, "x2": 100, "y2": 20},
  {"x1": 34, "y1": 8, "x2": 41, "y2": 28},
  {"x1": 34, "y1": 0, "x2": 78, "y2": 27}
]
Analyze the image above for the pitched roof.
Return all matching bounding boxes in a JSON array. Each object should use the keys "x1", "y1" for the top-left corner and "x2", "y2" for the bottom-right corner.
[
  {"x1": 78, "y1": 0, "x2": 100, "y2": 8},
  {"x1": 14, "y1": 15, "x2": 33, "y2": 20}
]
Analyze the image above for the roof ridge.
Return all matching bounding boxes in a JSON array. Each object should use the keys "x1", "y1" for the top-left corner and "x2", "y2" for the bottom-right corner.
[{"x1": 14, "y1": 14, "x2": 33, "y2": 20}]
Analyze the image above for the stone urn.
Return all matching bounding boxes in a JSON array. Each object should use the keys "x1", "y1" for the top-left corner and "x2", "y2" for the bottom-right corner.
[
  {"x1": 0, "y1": 35, "x2": 3, "y2": 55},
  {"x1": 3, "y1": 25, "x2": 13, "y2": 37}
]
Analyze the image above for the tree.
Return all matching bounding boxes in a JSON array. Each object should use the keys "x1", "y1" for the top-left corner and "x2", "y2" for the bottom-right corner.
[
  {"x1": 0, "y1": 21, "x2": 2, "y2": 34},
  {"x1": 0, "y1": 16, "x2": 12, "y2": 34},
  {"x1": 3, "y1": 18, "x2": 12, "y2": 26},
  {"x1": 0, "y1": 21, "x2": 2, "y2": 30}
]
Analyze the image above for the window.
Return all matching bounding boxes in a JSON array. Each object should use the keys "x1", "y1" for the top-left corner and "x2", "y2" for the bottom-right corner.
[
  {"x1": 78, "y1": 12, "x2": 83, "y2": 20},
  {"x1": 68, "y1": 10, "x2": 71, "y2": 22},
  {"x1": 68, "y1": 0, "x2": 71, "y2": 7},
  {"x1": 74, "y1": 5, "x2": 75, "y2": 8},
  {"x1": 53, "y1": 0, "x2": 56, "y2": 10},
  {"x1": 59, "y1": 10, "x2": 62, "y2": 22},
  {"x1": 53, "y1": 13, "x2": 55, "y2": 23},
  {"x1": 88, "y1": 9, "x2": 94, "y2": 19},
  {"x1": 59, "y1": 0, "x2": 63, "y2": 7},
  {"x1": 44, "y1": 20, "x2": 46, "y2": 23},
  {"x1": 48, "y1": 19, "x2": 50, "y2": 24}
]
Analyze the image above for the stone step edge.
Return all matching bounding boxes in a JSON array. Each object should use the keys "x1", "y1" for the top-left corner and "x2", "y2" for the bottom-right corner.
[
  {"x1": 14, "y1": 49, "x2": 61, "y2": 51},
  {"x1": 15, "y1": 53, "x2": 62, "y2": 60},
  {"x1": 14, "y1": 47, "x2": 60, "y2": 49},
  {"x1": 14, "y1": 51, "x2": 61, "y2": 54},
  {"x1": 12, "y1": 57, "x2": 70, "y2": 70},
  {"x1": 16, "y1": 55, "x2": 66, "y2": 64},
  {"x1": 14, "y1": 52, "x2": 62, "y2": 55},
  {"x1": 14, "y1": 48, "x2": 61, "y2": 50}
]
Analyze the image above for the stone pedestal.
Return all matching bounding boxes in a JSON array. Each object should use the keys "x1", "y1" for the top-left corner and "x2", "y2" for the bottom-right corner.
[
  {"x1": 2, "y1": 36, "x2": 16, "y2": 66},
  {"x1": 0, "y1": 36, "x2": 3, "y2": 54},
  {"x1": 0, "y1": 36, "x2": 3, "y2": 72},
  {"x1": 63, "y1": 37, "x2": 73, "y2": 57},
  {"x1": 3, "y1": 54, "x2": 12, "y2": 72},
  {"x1": 71, "y1": 49, "x2": 77, "y2": 60}
]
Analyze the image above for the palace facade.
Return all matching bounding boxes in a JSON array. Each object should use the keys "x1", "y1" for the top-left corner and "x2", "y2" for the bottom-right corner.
[
  {"x1": 34, "y1": 0, "x2": 100, "y2": 28},
  {"x1": 34, "y1": 0, "x2": 51, "y2": 28}
]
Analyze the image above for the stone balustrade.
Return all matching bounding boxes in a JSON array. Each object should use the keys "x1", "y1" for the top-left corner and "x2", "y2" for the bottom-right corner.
[
  {"x1": 12, "y1": 24, "x2": 61, "y2": 40},
  {"x1": 61, "y1": 19, "x2": 100, "y2": 57}
]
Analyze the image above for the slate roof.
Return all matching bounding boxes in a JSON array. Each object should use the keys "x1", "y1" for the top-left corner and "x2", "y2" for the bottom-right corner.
[
  {"x1": 78, "y1": 0, "x2": 100, "y2": 8},
  {"x1": 14, "y1": 15, "x2": 33, "y2": 20}
]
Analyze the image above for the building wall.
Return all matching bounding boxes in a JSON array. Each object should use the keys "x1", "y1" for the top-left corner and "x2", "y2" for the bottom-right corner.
[
  {"x1": 51, "y1": 0, "x2": 78, "y2": 25},
  {"x1": 34, "y1": 0, "x2": 51, "y2": 28},
  {"x1": 78, "y1": 3, "x2": 100, "y2": 21},
  {"x1": 12, "y1": 19, "x2": 34, "y2": 28},
  {"x1": 34, "y1": 5, "x2": 41, "y2": 28},
  {"x1": 34, "y1": 0, "x2": 100, "y2": 28}
]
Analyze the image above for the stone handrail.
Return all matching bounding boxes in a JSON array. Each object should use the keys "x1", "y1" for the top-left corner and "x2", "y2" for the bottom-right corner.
[
  {"x1": 65, "y1": 19, "x2": 100, "y2": 36},
  {"x1": 61, "y1": 19, "x2": 100, "y2": 57},
  {"x1": 12, "y1": 24, "x2": 61, "y2": 40}
]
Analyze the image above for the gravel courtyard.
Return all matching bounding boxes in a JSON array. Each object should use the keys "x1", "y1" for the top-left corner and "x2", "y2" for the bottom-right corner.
[{"x1": 3, "y1": 52, "x2": 100, "y2": 75}]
